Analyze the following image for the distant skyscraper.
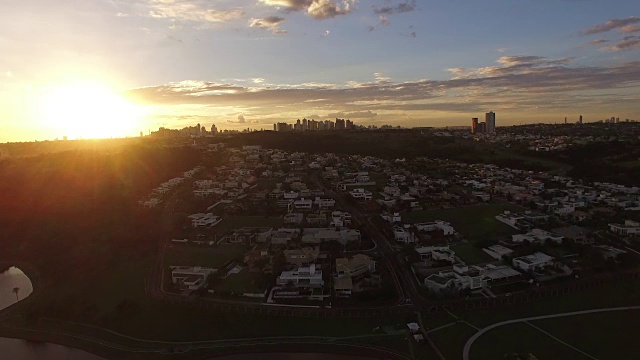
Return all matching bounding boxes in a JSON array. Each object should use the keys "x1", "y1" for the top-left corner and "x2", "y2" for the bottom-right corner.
[
  {"x1": 478, "y1": 122, "x2": 487, "y2": 133},
  {"x1": 211, "y1": 124, "x2": 218, "y2": 134},
  {"x1": 579, "y1": 115, "x2": 583, "y2": 124},
  {"x1": 485, "y1": 111, "x2": 496, "y2": 133},
  {"x1": 564, "y1": 117, "x2": 567, "y2": 124},
  {"x1": 471, "y1": 118, "x2": 479, "y2": 134}
]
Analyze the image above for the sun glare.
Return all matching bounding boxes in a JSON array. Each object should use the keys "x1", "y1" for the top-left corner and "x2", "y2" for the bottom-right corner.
[{"x1": 39, "y1": 84, "x2": 142, "y2": 139}]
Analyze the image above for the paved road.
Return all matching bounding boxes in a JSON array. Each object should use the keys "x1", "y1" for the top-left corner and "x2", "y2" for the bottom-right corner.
[{"x1": 462, "y1": 305, "x2": 640, "y2": 360}]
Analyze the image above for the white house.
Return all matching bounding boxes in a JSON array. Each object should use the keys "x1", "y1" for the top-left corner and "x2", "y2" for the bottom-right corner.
[
  {"x1": 512, "y1": 252, "x2": 554, "y2": 272},
  {"x1": 416, "y1": 246, "x2": 455, "y2": 263},
  {"x1": 495, "y1": 211, "x2": 525, "y2": 229},
  {"x1": 381, "y1": 212, "x2": 402, "y2": 223},
  {"x1": 141, "y1": 198, "x2": 161, "y2": 208},
  {"x1": 330, "y1": 211, "x2": 352, "y2": 227},
  {"x1": 194, "y1": 179, "x2": 214, "y2": 189},
  {"x1": 608, "y1": 220, "x2": 640, "y2": 236},
  {"x1": 193, "y1": 189, "x2": 214, "y2": 198},
  {"x1": 314, "y1": 197, "x2": 336, "y2": 209},
  {"x1": 294, "y1": 198, "x2": 313, "y2": 210},
  {"x1": 335, "y1": 254, "x2": 376, "y2": 279},
  {"x1": 393, "y1": 227, "x2": 415, "y2": 244},
  {"x1": 511, "y1": 229, "x2": 563, "y2": 244},
  {"x1": 284, "y1": 247, "x2": 320, "y2": 266},
  {"x1": 284, "y1": 212, "x2": 304, "y2": 225},
  {"x1": 188, "y1": 213, "x2": 222, "y2": 227},
  {"x1": 424, "y1": 267, "x2": 486, "y2": 293},
  {"x1": 283, "y1": 191, "x2": 299, "y2": 200},
  {"x1": 170, "y1": 266, "x2": 215, "y2": 290},
  {"x1": 482, "y1": 245, "x2": 514, "y2": 260},
  {"x1": 276, "y1": 264, "x2": 324, "y2": 289},
  {"x1": 415, "y1": 221, "x2": 455, "y2": 236},
  {"x1": 349, "y1": 188, "x2": 373, "y2": 201},
  {"x1": 383, "y1": 186, "x2": 401, "y2": 197}
]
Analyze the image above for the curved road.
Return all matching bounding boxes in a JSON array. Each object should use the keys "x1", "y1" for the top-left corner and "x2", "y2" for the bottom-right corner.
[{"x1": 462, "y1": 305, "x2": 640, "y2": 360}]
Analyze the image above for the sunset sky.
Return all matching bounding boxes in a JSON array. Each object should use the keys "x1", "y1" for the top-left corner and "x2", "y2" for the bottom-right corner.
[{"x1": 1, "y1": 0, "x2": 639, "y2": 142}]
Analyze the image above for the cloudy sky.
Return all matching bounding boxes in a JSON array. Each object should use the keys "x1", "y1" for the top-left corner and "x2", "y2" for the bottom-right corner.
[{"x1": 1, "y1": 1, "x2": 640, "y2": 141}]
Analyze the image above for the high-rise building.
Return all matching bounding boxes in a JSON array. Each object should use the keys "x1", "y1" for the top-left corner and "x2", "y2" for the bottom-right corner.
[
  {"x1": 211, "y1": 124, "x2": 218, "y2": 134},
  {"x1": 335, "y1": 118, "x2": 346, "y2": 130},
  {"x1": 471, "y1": 118, "x2": 479, "y2": 134},
  {"x1": 478, "y1": 122, "x2": 487, "y2": 133},
  {"x1": 579, "y1": 115, "x2": 583, "y2": 124},
  {"x1": 485, "y1": 111, "x2": 496, "y2": 133},
  {"x1": 564, "y1": 117, "x2": 567, "y2": 124}
]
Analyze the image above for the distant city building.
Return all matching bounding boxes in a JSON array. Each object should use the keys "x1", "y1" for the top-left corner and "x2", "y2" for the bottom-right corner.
[
  {"x1": 478, "y1": 121, "x2": 486, "y2": 133},
  {"x1": 579, "y1": 115, "x2": 583, "y2": 124},
  {"x1": 471, "y1": 118, "x2": 479, "y2": 134},
  {"x1": 273, "y1": 118, "x2": 356, "y2": 132},
  {"x1": 485, "y1": 111, "x2": 496, "y2": 133}
]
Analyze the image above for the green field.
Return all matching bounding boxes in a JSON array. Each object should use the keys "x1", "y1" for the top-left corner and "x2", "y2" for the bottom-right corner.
[
  {"x1": 450, "y1": 243, "x2": 494, "y2": 265},
  {"x1": 402, "y1": 203, "x2": 523, "y2": 242},
  {"x1": 470, "y1": 310, "x2": 640, "y2": 360},
  {"x1": 164, "y1": 244, "x2": 246, "y2": 269},
  {"x1": 469, "y1": 321, "x2": 590, "y2": 360},
  {"x1": 429, "y1": 323, "x2": 478, "y2": 360},
  {"x1": 425, "y1": 277, "x2": 640, "y2": 360},
  {"x1": 215, "y1": 268, "x2": 267, "y2": 294}
]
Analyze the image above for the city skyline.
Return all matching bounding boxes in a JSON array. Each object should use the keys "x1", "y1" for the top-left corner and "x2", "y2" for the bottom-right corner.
[{"x1": 1, "y1": 1, "x2": 640, "y2": 142}]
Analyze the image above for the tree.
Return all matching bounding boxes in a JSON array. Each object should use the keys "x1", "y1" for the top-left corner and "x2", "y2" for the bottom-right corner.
[{"x1": 12, "y1": 287, "x2": 19, "y2": 302}]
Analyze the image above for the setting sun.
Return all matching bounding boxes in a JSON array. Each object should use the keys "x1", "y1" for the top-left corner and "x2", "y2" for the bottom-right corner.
[{"x1": 39, "y1": 84, "x2": 142, "y2": 139}]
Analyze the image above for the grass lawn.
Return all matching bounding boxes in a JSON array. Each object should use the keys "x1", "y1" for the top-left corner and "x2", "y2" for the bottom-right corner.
[
  {"x1": 459, "y1": 277, "x2": 640, "y2": 328},
  {"x1": 450, "y1": 243, "x2": 494, "y2": 265},
  {"x1": 215, "y1": 268, "x2": 267, "y2": 294},
  {"x1": 402, "y1": 202, "x2": 523, "y2": 242},
  {"x1": 164, "y1": 244, "x2": 246, "y2": 269},
  {"x1": 429, "y1": 323, "x2": 478, "y2": 360},
  {"x1": 469, "y1": 321, "x2": 592, "y2": 360},
  {"x1": 532, "y1": 310, "x2": 640, "y2": 360},
  {"x1": 218, "y1": 216, "x2": 283, "y2": 233}
]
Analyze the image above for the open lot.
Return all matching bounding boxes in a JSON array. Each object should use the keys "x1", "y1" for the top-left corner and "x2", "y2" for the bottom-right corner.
[
  {"x1": 470, "y1": 309, "x2": 640, "y2": 360},
  {"x1": 469, "y1": 321, "x2": 591, "y2": 360},
  {"x1": 164, "y1": 244, "x2": 246, "y2": 269},
  {"x1": 215, "y1": 268, "x2": 267, "y2": 294},
  {"x1": 218, "y1": 216, "x2": 283, "y2": 233},
  {"x1": 402, "y1": 203, "x2": 523, "y2": 242},
  {"x1": 450, "y1": 243, "x2": 495, "y2": 265},
  {"x1": 424, "y1": 277, "x2": 640, "y2": 359}
]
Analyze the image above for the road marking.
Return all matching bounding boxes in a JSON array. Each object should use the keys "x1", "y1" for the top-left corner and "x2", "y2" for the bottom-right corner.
[
  {"x1": 426, "y1": 322, "x2": 458, "y2": 334},
  {"x1": 625, "y1": 246, "x2": 640, "y2": 256},
  {"x1": 525, "y1": 321, "x2": 599, "y2": 360}
]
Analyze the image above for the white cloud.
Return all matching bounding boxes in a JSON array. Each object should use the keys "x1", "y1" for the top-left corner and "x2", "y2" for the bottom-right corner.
[
  {"x1": 250, "y1": 16, "x2": 287, "y2": 34},
  {"x1": 260, "y1": 0, "x2": 356, "y2": 20},
  {"x1": 148, "y1": 0, "x2": 245, "y2": 25}
]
